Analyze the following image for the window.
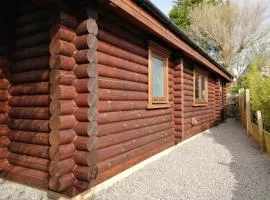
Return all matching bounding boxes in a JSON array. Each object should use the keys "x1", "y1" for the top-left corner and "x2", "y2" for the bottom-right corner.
[
  {"x1": 148, "y1": 42, "x2": 170, "y2": 108},
  {"x1": 194, "y1": 69, "x2": 208, "y2": 106}
]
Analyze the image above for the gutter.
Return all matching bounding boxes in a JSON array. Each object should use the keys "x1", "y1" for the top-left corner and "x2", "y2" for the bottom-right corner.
[{"x1": 135, "y1": 0, "x2": 233, "y2": 79}]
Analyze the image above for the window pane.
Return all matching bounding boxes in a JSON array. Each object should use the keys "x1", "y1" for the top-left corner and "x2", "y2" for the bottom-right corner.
[
  {"x1": 195, "y1": 74, "x2": 200, "y2": 99},
  {"x1": 152, "y1": 56, "x2": 165, "y2": 97},
  {"x1": 202, "y1": 77, "x2": 206, "y2": 100}
]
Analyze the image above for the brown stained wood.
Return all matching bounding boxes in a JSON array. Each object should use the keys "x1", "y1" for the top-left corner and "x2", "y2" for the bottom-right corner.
[
  {"x1": 50, "y1": 100, "x2": 75, "y2": 115},
  {"x1": 73, "y1": 79, "x2": 89, "y2": 93},
  {"x1": 50, "y1": 115, "x2": 76, "y2": 131},
  {"x1": 49, "y1": 129, "x2": 76, "y2": 146},
  {"x1": 13, "y1": 44, "x2": 49, "y2": 60},
  {"x1": 8, "y1": 130, "x2": 49, "y2": 146},
  {"x1": 15, "y1": 20, "x2": 52, "y2": 37},
  {"x1": 74, "y1": 180, "x2": 89, "y2": 193},
  {"x1": 0, "y1": 159, "x2": 9, "y2": 171},
  {"x1": 50, "y1": 55, "x2": 76, "y2": 71},
  {"x1": 99, "y1": 76, "x2": 147, "y2": 92},
  {"x1": 50, "y1": 25, "x2": 76, "y2": 42},
  {"x1": 9, "y1": 142, "x2": 49, "y2": 159},
  {"x1": 0, "y1": 147, "x2": 9, "y2": 159},
  {"x1": 0, "y1": 125, "x2": 9, "y2": 136},
  {"x1": 74, "y1": 34, "x2": 95, "y2": 50},
  {"x1": 9, "y1": 82, "x2": 49, "y2": 96},
  {"x1": 98, "y1": 64, "x2": 148, "y2": 83},
  {"x1": 10, "y1": 70, "x2": 49, "y2": 84},
  {"x1": 0, "y1": 114, "x2": 8, "y2": 123},
  {"x1": 0, "y1": 136, "x2": 10, "y2": 147},
  {"x1": 49, "y1": 143, "x2": 76, "y2": 161},
  {"x1": 88, "y1": 128, "x2": 174, "y2": 163},
  {"x1": 9, "y1": 107, "x2": 50, "y2": 120},
  {"x1": 49, "y1": 39, "x2": 76, "y2": 57},
  {"x1": 97, "y1": 115, "x2": 172, "y2": 137},
  {"x1": 8, "y1": 119, "x2": 50, "y2": 133},
  {"x1": 96, "y1": 137, "x2": 174, "y2": 182},
  {"x1": 98, "y1": 101, "x2": 147, "y2": 113},
  {"x1": 76, "y1": 19, "x2": 98, "y2": 36},
  {"x1": 97, "y1": 29, "x2": 147, "y2": 58},
  {"x1": 14, "y1": 32, "x2": 50, "y2": 49},
  {"x1": 0, "y1": 79, "x2": 10, "y2": 90},
  {"x1": 8, "y1": 153, "x2": 49, "y2": 172},
  {"x1": 49, "y1": 172, "x2": 76, "y2": 192},
  {"x1": 0, "y1": 90, "x2": 8, "y2": 101},
  {"x1": 98, "y1": 109, "x2": 172, "y2": 125},
  {"x1": 0, "y1": 103, "x2": 9, "y2": 114},
  {"x1": 3, "y1": 165, "x2": 49, "y2": 189},
  {"x1": 73, "y1": 136, "x2": 89, "y2": 151},
  {"x1": 97, "y1": 52, "x2": 148, "y2": 75},
  {"x1": 12, "y1": 56, "x2": 49, "y2": 73},
  {"x1": 50, "y1": 85, "x2": 76, "y2": 100},
  {"x1": 49, "y1": 158, "x2": 75, "y2": 177},
  {"x1": 9, "y1": 95, "x2": 50, "y2": 107},
  {"x1": 73, "y1": 165, "x2": 92, "y2": 182},
  {"x1": 50, "y1": 70, "x2": 76, "y2": 86},
  {"x1": 98, "y1": 89, "x2": 147, "y2": 101},
  {"x1": 73, "y1": 151, "x2": 88, "y2": 166},
  {"x1": 96, "y1": 122, "x2": 173, "y2": 150},
  {"x1": 73, "y1": 49, "x2": 97, "y2": 64}
]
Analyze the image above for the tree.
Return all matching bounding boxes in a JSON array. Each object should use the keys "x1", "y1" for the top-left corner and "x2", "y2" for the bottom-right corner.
[
  {"x1": 187, "y1": 1, "x2": 270, "y2": 74},
  {"x1": 169, "y1": 0, "x2": 224, "y2": 31}
]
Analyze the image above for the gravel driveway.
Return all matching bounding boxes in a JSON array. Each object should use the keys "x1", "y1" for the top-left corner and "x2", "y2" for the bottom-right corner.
[{"x1": 0, "y1": 119, "x2": 270, "y2": 200}]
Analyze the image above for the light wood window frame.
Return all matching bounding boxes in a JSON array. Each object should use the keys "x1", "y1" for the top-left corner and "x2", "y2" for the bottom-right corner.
[
  {"x1": 148, "y1": 42, "x2": 170, "y2": 109},
  {"x1": 193, "y1": 68, "x2": 208, "y2": 106}
]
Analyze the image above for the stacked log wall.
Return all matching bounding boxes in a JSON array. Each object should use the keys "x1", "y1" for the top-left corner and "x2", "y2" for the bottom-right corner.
[
  {"x1": 183, "y1": 64, "x2": 216, "y2": 139},
  {"x1": 93, "y1": 12, "x2": 175, "y2": 183},
  {"x1": 2, "y1": 3, "x2": 54, "y2": 189},
  {"x1": 215, "y1": 79, "x2": 221, "y2": 123}
]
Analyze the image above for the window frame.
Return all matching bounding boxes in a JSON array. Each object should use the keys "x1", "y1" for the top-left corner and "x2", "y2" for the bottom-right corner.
[
  {"x1": 148, "y1": 42, "x2": 170, "y2": 109},
  {"x1": 193, "y1": 68, "x2": 208, "y2": 106}
]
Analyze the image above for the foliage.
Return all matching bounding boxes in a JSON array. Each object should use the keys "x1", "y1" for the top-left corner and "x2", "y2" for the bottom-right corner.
[
  {"x1": 242, "y1": 59, "x2": 270, "y2": 129},
  {"x1": 169, "y1": 0, "x2": 224, "y2": 31},
  {"x1": 228, "y1": 85, "x2": 241, "y2": 93}
]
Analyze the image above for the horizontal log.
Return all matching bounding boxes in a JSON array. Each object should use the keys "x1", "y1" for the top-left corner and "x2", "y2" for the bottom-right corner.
[
  {"x1": 16, "y1": 8, "x2": 51, "y2": 25},
  {"x1": 73, "y1": 165, "x2": 92, "y2": 182},
  {"x1": 3, "y1": 165, "x2": 49, "y2": 189},
  {"x1": 8, "y1": 153, "x2": 49, "y2": 172},
  {"x1": 98, "y1": 108, "x2": 172, "y2": 125},
  {"x1": 0, "y1": 147, "x2": 9, "y2": 159},
  {"x1": 0, "y1": 90, "x2": 8, "y2": 101},
  {"x1": 98, "y1": 101, "x2": 147, "y2": 113},
  {"x1": 99, "y1": 89, "x2": 147, "y2": 101},
  {"x1": 8, "y1": 130, "x2": 49, "y2": 145},
  {"x1": 49, "y1": 158, "x2": 75, "y2": 177},
  {"x1": 76, "y1": 19, "x2": 98, "y2": 36},
  {"x1": 97, "y1": 114, "x2": 173, "y2": 137},
  {"x1": 8, "y1": 119, "x2": 50, "y2": 133},
  {"x1": 49, "y1": 143, "x2": 76, "y2": 161},
  {"x1": 96, "y1": 122, "x2": 173, "y2": 150},
  {"x1": 13, "y1": 44, "x2": 49, "y2": 60},
  {"x1": 74, "y1": 34, "x2": 97, "y2": 50},
  {"x1": 10, "y1": 69, "x2": 49, "y2": 84},
  {"x1": 9, "y1": 95, "x2": 50, "y2": 107},
  {"x1": 74, "y1": 136, "x2": 90, "y2": 151},
  {"x1": 0, "y1": 125, "x2": 8, "y2": 136},
  {"x1": 15, "y1": 32, "x2": 50, "y2": 49},
  {"x1": 9, "y1": 107, "x2": 50, "y2": 120},
  {"x1": 73, "y1": 151, "x2": 88, "y2": 166},
  {"x1": 49, "y1": 129, "x2": 76, "y2": 146},
  {"x1": 50, "y1": 25, "x2": 76, "y2": 42},
  {"x1": 0, "y1": 114, "x2": 8, "y2": 123},
  {"x1": 11, "y1": 56, "x2": 49, "y2": 73},
  {"x1": 9, "y1": 142, "x2": 49, "y2": 159},
  {"x1": 0, "y1": 102, "x2": 9, "y2": 114},
  {"x1": 97, "y1": 29, "x2": 147, "y2": 58},
  {"x1": 15, "y1": 19, "x2": 51, "y2": 37},
  {"x1": 0, "y1": 159, "x2": 9, "y2": 170},
  {"x1": 98, "y1": 64, "x2": 148, "y2": 83},
  {"x1": 50, "y1": 85, "x2": 76, "y2": 100},
  {"x1": 98, "y1": 52, "x2": 148, "y2": 75},
  {"x1": 49, "y1": 55, "x2": 76, "y2": 71},
  {"x1": 97, "y1": 135, "x2": 174, "y2": 175},
  {"x1": 73, "y1": 48, "x2": 97, "y2": 64},
  {"x1": 49, "y1": 39, "x2": 76, "y2": 57},
  {"x1": 99, "y1": 76, "x2": 147, "y2": 92},
  {"x1": 50, "y1": 70, "x2": 75, "y2": 86},
  {"x1": 73, "y1": 121, "x2": 97, "y2": 137},
  {"x1": 97, "y1": 40, "x2": 147, "y2": 66},
  {"x1": 0, "y1": 136, "x2": 10, "y2": 147},
  {"x1": 50, "y1": 115, "x2": 76, "y2": 131},
  {"x1": 74, "y1": 180, "x2": 89, "y2": 193},
  {"x1": 73, "y1": 79, "x2": 89, "y2": 93},
  {"x1": 0, "y1": 79, "x2": 9, "y2": 89},
  {"x1": 89, "y1": 128, "x2": 174, "y2": 163},
  {"x1": 9, "y1": 82, "x2": 49, "y2": 96},
  {"x1": 50, "y1": 100, "x2": 75, "y2": 115},
  {"x1": 49, "y1": 172, "x2": 76, "y2": 192}
]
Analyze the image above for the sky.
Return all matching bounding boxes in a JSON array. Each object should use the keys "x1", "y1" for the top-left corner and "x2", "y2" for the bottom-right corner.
[{"x1": 150, "y1": 0, "x2": 174, "y2": 15}]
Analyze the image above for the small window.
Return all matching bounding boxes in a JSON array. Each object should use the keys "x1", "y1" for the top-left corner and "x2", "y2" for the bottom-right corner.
[
  {"x1": 148, "y1": 42, "x2": 170, "y2": 109},
  {"x1": 194, "y1": 69, "x2": 208, "y2": 106}
]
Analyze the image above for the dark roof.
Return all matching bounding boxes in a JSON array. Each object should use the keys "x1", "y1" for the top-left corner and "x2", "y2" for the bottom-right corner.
[{"x1": 135, "y1": 0, "x2": 233, "y2": 79}]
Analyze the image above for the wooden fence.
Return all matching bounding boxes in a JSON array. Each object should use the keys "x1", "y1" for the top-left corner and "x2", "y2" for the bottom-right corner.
[{"x1": 239, "y1": 88, "x2": 270, "y2": 154}]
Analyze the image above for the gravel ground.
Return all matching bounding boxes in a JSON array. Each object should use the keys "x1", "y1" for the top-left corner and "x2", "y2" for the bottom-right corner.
[
  {"x1": 91, "y1": 119, "x2": 270, "y2": 200},
  {"x1": 0, "y1": 119, "x2": 269, "y2": 200}
]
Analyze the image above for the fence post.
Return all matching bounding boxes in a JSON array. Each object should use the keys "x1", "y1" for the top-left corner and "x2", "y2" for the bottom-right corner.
[
  {"x1": 238, "y1": 89, "x2": 241, "y2": 122},
  {"x1": 246, "y1": 89, "x2": 250, "y2": 135},
  {"x1": 257, "y1": 111, "x2": 265, "y2": 152}
]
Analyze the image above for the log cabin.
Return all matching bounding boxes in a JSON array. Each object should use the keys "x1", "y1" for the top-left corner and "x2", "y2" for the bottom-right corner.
[{"x1": 0, "y1": 0, "x2": 232, "y2": 197}]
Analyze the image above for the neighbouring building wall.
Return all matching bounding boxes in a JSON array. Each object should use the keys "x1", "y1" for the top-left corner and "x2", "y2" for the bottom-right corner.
[
  {"x1": 94, "y1": 9, "x2": 175, "y2": 184},
  {"x1": 182, "y1": 61, "x2": 216, "y2": 139}
]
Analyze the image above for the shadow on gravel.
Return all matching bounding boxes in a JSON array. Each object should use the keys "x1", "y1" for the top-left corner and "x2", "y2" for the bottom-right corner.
[{"x1": 206, "y1": 118, "x2": 270, "y2": 200}]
